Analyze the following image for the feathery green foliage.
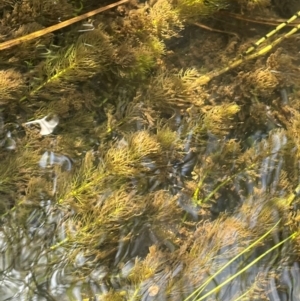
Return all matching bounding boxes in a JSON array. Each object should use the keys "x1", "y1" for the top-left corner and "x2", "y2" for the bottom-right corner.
[{"x1": 1, "y1": 0, "x2": 300, "y2": 300}]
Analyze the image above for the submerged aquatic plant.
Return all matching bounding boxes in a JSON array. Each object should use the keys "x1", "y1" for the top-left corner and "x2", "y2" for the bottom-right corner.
[
  {"x1": 176, "y1": 0, "x2": 228, "y2": 19},
  {"x1": 1, "y1": 0, "x2": 300, "y2": 300},
  {"x1": 0, "y1": 69, "x2": 25, "y2": 102}
]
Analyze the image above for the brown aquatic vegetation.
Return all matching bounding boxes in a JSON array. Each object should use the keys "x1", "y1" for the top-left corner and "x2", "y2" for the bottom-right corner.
[
  {"x1": 0, "y1": 69, "x2": 25, "y2": 103},
  {"x1": 1, "y1": 0, "x2": 300, "y2": 300}
]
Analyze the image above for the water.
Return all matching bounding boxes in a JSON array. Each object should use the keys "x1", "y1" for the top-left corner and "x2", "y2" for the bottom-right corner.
[{"x1": 1, "y1": 1, "x2": 300, "y2": 300}]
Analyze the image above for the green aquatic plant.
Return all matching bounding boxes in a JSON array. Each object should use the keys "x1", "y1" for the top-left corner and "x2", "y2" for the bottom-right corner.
[
  {"x1": 0, "y1": 0, "x2": 129, "y2": 51},
  {"x1": 150, "y1": 0, "x2": 184, "y2": 39},
  {"x1": 0, "y1": 69, "x2": 25, "y2": 103},
  {"x1": 115, "y1": 178, "x2": 299, "y2": 300},
  {"x1": 0, "y1": 138, "x2": 43, "y2": 194},
  {"x1": 156, "y1": 125, "x2": 180, "y2": 149},
  {"x1": 193, "y1": 11, "x2": 300, "y2": 86},
  {"x1": 175, "y1": 0, "x2": 228, "y2": 20},
  {"x1": 143, "y1": 68, "x2": 205, "y2": 109},
  {"x1": 22, "y1": 28, "x2": 114, "y2": 101},
  {"x1": 202, "y1": 102, "x2": 240, "y2": 136},
  {"x1": 236, "y1": 0, "x2": 271, "y2": 11},
  {"x1": 125, "y1": 45, "x2": 159, "y2": 80},
  {"x1": 2, "y1": 0, "x2": 74, "y2": 26},
  {"x1": 2, "y1": 0, "x2": 300, "y2": 300},
  {"x1": 52, "y1": 131, "x2": 166, "y2": 258},
  {"x1": 6, "y1": 0, "x2": 186, "y2": 104},
  {"x1": 184, "y1": 172, "x2": 300, "y2": 300},
  {"x1": 184, "y1": 224, "x2": 297, "y2": 301}
]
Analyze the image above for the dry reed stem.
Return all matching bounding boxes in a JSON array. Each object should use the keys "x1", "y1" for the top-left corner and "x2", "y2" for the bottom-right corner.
[{"x1": 0, "y1": 0, "x2": 129, "y2": 51}]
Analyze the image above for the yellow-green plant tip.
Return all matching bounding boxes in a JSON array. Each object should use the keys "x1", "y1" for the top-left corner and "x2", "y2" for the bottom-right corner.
[
  {"x1": 50, "y1": 238, "x2": 69, "y2": 250},
  {"x1": 184, "y1": 220, "x2": 282, "y2": 301},
  {"x1": 195, "y1": 233, "x2": 295, "y2": 301},
  {"x1": 195, "y1": 12, "x2": 300, "y2": 85},
  {"x1": 199, "y1": 176, "x2": 231, "y2": 205},
  {"x1": 192, "y1": 172, "x2": 207, "y2": 202},
  {"x1": 231, "y1": 287, "x2": 253, "y2": 301}
]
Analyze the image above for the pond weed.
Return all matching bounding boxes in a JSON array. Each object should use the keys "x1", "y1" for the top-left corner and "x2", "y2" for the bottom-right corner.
[{"x1": 1, "y1": 0, "x2": 300, "y2": 300}]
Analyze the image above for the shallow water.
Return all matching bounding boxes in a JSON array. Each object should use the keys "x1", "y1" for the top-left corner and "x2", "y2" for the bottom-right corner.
[{"x1": 1, "y1": 1, "x2": 300, "y2": 300}]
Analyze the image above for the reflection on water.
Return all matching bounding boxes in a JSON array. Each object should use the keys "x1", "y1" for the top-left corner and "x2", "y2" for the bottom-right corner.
[
  {"x1": 24, "y1": 115, "x2": 59, "y2": 136},
  {"x1": 39, "y1": 151, "x2": 72, "y2": 171},
  {"x1": 1, "y1": 122, "x2": 300, "y2": 300},
  {"x1": 1, "y1": 0, "x2": 300, "y2": 300}
]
